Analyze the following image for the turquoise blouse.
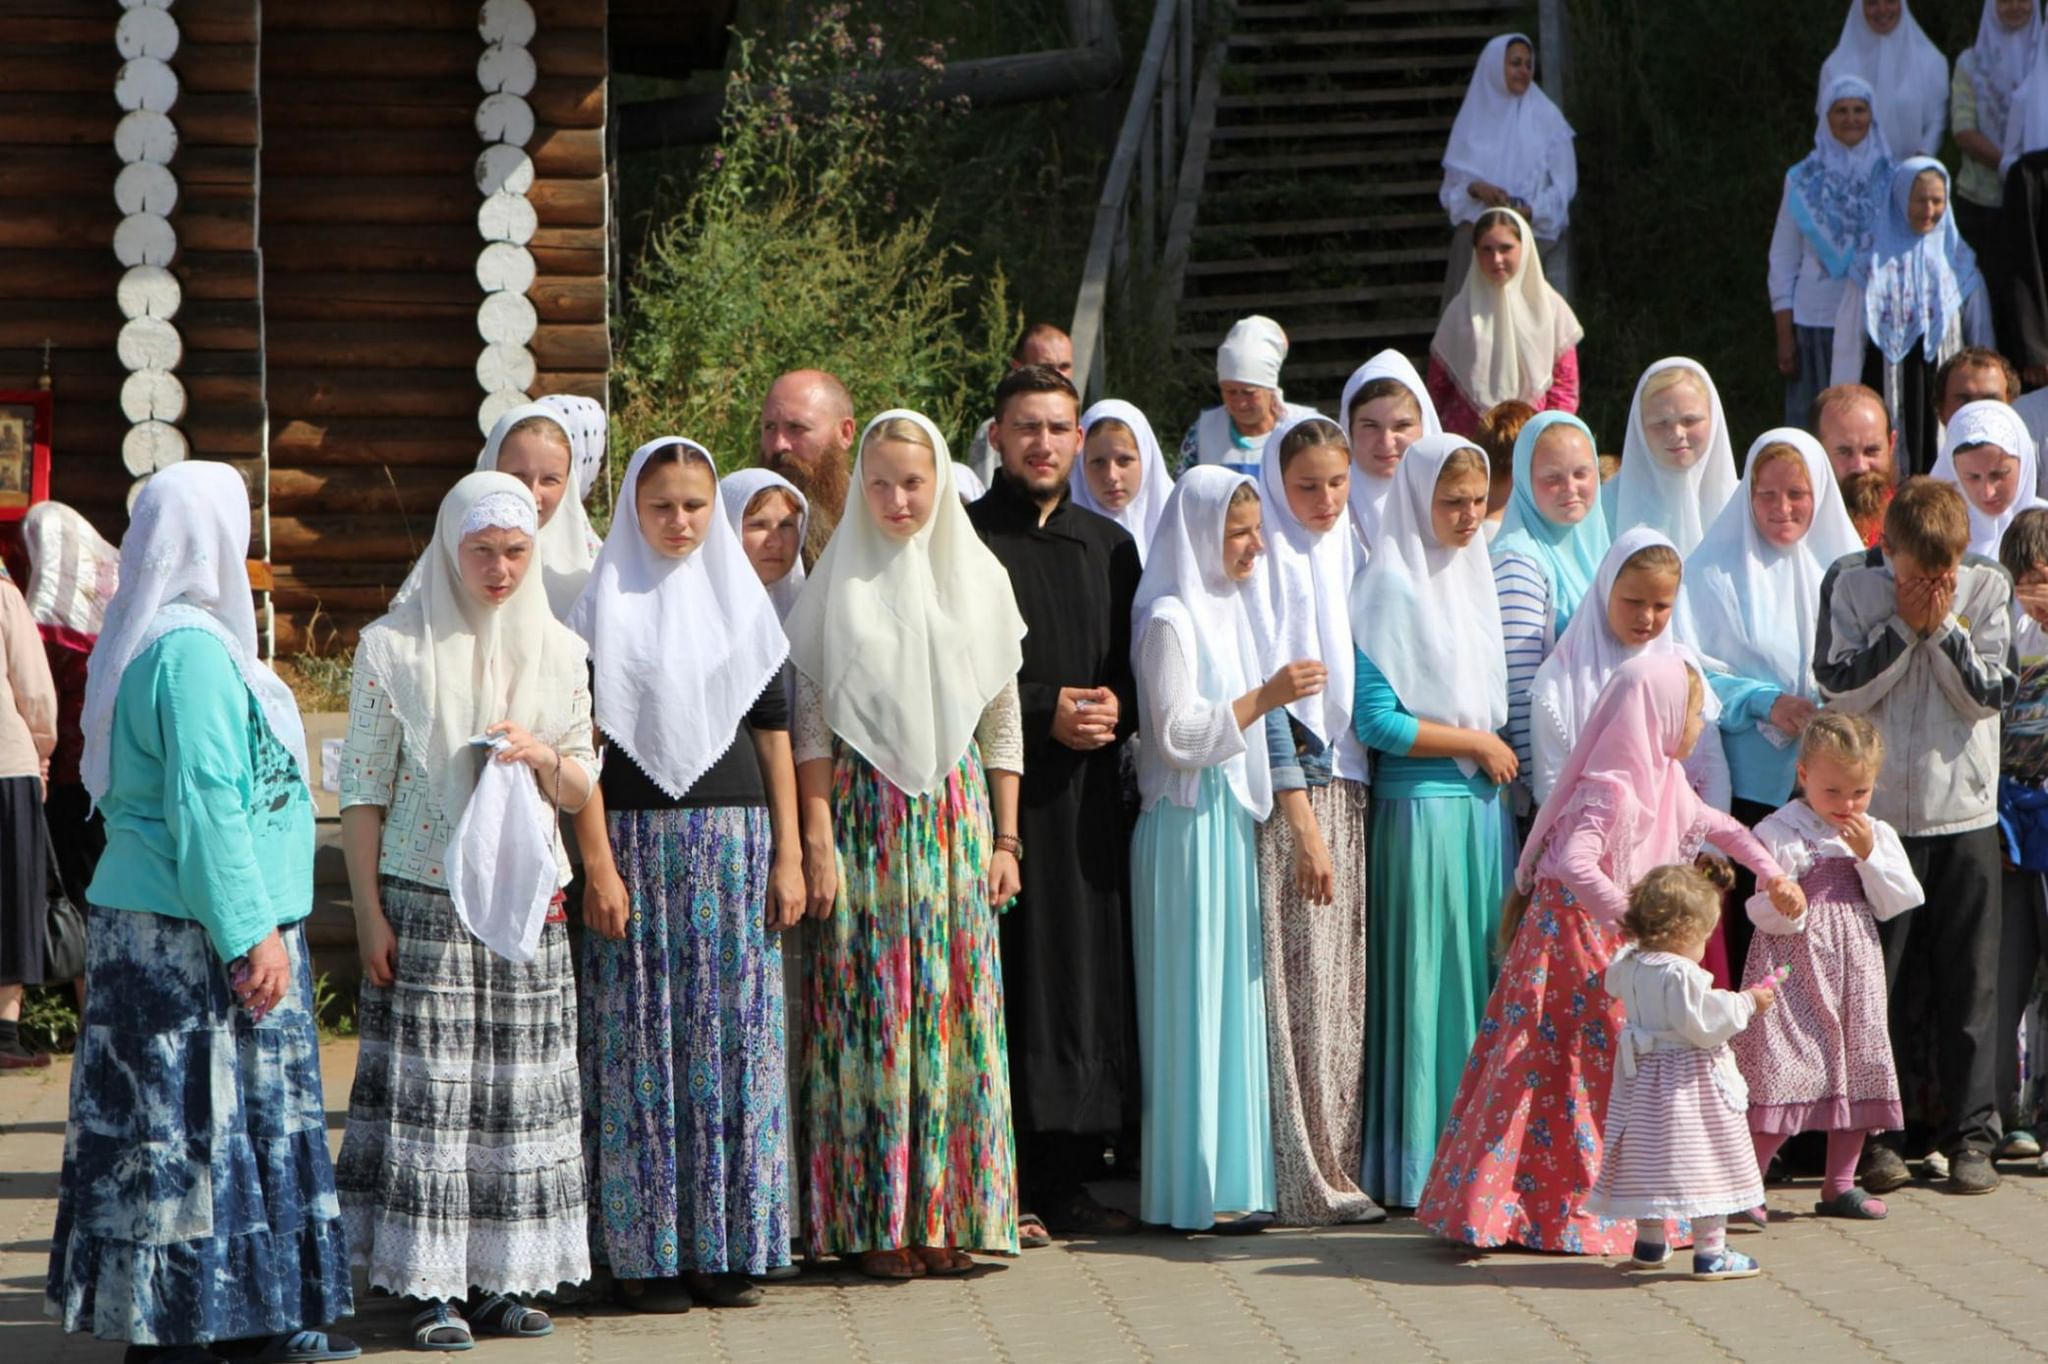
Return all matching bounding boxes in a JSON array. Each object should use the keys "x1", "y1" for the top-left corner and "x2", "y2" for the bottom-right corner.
[
  {"x1": 1352, "y1": 649, "x2": 1503, "y2": 800},
  {"x1": 86, "y1": 626, "x2": 313, "y2": 962},
  {"x1": 1708, "y1": 671, "x2": 1796, "y2": 808}
]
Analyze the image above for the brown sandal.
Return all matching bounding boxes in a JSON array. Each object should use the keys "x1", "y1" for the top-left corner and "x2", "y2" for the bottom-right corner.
[
  {"x1": 916, "y1": 1247, "x2": 976, "y2": 1277},
  {"x1": 855, "y1": 1248, "x2": 926, "y2": 1280}
]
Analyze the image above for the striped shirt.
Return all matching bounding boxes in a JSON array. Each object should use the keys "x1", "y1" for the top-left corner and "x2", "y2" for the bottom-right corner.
[{"x1": 1492, "y1": 549, "x2": 1555, "y2": 770}]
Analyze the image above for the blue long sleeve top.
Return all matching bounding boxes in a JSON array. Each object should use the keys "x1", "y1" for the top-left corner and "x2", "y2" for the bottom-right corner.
[
  {"x1": 1709, "y1": 671, "x2": 1797, "y2": 808},
  {"x1": 86, "y1": 627, "x2": 314, "y2": 962},
  {"x1": 1352, "y1": 649, "x2": 1499, "y2": 799}
]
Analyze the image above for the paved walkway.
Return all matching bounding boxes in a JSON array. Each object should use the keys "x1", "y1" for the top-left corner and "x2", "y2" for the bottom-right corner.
[{"x1": 5, "y1": 1041, "x2": 2046, "y2": 1362}]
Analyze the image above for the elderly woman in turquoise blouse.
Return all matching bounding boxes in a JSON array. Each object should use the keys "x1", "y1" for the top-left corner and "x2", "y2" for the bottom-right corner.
[{"x1": 44, "y1": 462, "x2": 355, "y2": 1364}]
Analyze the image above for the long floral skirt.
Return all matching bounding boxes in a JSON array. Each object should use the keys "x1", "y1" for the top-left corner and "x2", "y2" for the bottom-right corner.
[
  {"x1": 1415, "y1": 877, "x2": 1666, "y2": 1255},
  {"x1": 46, "y1": 910, "x2": 351, "y2": 1345},
  {"x1": 1258, "y1": 777, "x2": 1375, "y2": 1225},
  {"x1": 581, "y1": 805, "x2": 789, "y2": 1278},
  {"x1": 803, "y1": 741, "x2": 1017, "y2": 1256},
  {"x1": 337, "y1": 878, "x2": 589, "y2": 1300}
]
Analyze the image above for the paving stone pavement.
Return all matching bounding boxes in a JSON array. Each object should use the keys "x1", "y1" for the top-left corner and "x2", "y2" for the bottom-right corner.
[{"x1": 5, "y1": 1041, "x2": 2046, "y2": 1363}]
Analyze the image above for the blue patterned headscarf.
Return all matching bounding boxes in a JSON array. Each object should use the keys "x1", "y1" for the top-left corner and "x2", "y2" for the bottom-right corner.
[
  {"x1": 1786, "y1": 74, "x2": 1892, "y2": 279},
  {"x1": 1856, "y1": 157, "x2": 1983, "y2": 365},
  {"x1": 1490, "y1": 410, "x2": 1610, "y2": 633}
]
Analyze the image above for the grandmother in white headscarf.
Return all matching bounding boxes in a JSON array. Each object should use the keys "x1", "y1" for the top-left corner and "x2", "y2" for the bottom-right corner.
[
  {"x1": 1177, "y1": 315, "x2": 1317, "y2": 478},
  {"x1": 1439, "y1": 33, "x2": 1577, "y2": 301},
  {"x1": 1819, "y1": 0, "x2": 1950, "y2": 159}
]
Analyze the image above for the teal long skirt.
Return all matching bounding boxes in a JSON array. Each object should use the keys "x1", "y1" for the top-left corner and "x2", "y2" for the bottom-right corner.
[
  {"x1": 1360, "y1": 790, "x2": 1514, "y2": 1207},
  {"x1": 1131, "y1": 769, "x2": 1275, "y2": 1229}
]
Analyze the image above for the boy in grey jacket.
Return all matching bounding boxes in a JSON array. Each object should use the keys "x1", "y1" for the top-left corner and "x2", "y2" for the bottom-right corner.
[{"x1": 1815, "y1": 477, "x2": 2016, "y2": 1196}]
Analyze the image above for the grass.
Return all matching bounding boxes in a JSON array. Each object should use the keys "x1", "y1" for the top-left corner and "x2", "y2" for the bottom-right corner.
[{"x1": 19, "y1": 985, "x2": 78, "y2": 1054}]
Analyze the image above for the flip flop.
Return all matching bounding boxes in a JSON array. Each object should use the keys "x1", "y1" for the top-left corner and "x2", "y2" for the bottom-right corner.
[
  {"x1": 1017, "y1": 1214, "x2": 1054, "y2": 1249},
  {"x1": 1814, "y1": 1187, "x2": 1888, "y2": 1220},
  {"x1": 242, "y1": 1332, "x2": 363, "y2": 1363}
]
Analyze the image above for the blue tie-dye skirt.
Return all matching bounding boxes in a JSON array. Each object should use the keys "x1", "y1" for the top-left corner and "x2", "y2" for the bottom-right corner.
[{"x1": 44, "y1": 907, "x2": 353, "y2": 1345}]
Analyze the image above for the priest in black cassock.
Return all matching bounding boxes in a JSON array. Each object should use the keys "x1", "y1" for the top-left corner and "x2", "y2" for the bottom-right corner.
[{"x1": 968, "y1": 364, "x2": 1143, "y2": 1241}]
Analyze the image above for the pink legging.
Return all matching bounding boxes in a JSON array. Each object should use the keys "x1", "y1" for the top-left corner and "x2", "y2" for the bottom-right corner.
[{"x1": 1751, "y1": 1129, "x2": 1866, "y2": 1201}]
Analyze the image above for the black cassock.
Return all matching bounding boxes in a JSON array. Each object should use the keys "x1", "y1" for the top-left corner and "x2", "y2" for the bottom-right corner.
[{"x1": 969, "y1": 473, "x2": 1141, "y2": 1139}]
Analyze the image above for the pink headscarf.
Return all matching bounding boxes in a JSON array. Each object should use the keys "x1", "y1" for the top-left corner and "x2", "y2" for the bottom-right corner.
[{"x1": 1515, "y1": 654, "x2": 1703, "y2": 894}]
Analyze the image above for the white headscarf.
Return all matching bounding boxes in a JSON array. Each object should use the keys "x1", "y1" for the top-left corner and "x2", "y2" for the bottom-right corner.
[
  {"x1": 953, "y1": 463, "x2": 988, "y2": 502},
  {"x1": 1785, "y1": 74, "x2": 1895, "y2": 280},
  {"x1": 1678, "y1": 430, "x2": 1863, "y2": 723},
  {"x1": 1819, "y1": 0, "x2": 1950, "y2": 159},
  {"x1": 22, "y1": 500, "x2": 119, "y2": 640},
  {"x1": 1441, "y1": 34, "x2": 1575, "y2": 212},
  {"x1": 718, "y1": 467, "x2": 809, "y2": 618},
  {"x1": 1932, "y1": 398, "x2": 2047, "y2": 556},
  {"x1": 567, "y1": 440, "x2": 789, "y2": 801},
  {"x1": 1348, "y1": 434, "x2": 1507, "y2": 778},
  {"x1": 1972, "y1": 0, "x2": 2042, "y2": 158},
  {"x1": 1247, "y1": 414, "x2": 1358, "y2": 759},
  {"x1": 476, "y1": 402, "x2": 598, "y2": 618},
  {"x1": 1428, "y1": 207, "x2": 1583, "y2": 412},
  {"x1": 356, "y1": 471, "x2": 590, "y2": 842},
  {"x1": 783, "y1": 410, "x2": 1027, "y2": 797},
  {"x1": 1339, "y1": 350, "x2": 1443, "y2": 561},
  {"x1": 1529, "y1": 526, "x2": 1698, "y2": 758},
  {"x1": 1217, "y1": 315, "x2": 1290, "y2": 390},
  {"x1": 2005, "y1": 17, "x2": 2048, "y2": 171},
  {"x1": 1131, "y1": 466, "x2": 1272, "y2": 818},
  {"x1": 82, "y1": 462, "x2": 309, "y2": 807},
  {"x1": 1076, "y1": 399, "x2": 1175, "y2": 562},
  {"x1": 533, "y1": 393, "x2": 608, "y2": 504},
  {"x1": 1608, "y1": 357, "x2": 1739, "y2": 556}
]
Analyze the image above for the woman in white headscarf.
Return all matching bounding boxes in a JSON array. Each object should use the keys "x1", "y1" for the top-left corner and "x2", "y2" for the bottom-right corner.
[
  {"x1": 721, "y1": 468, "x2": 809, "y2": 617},
  {"x1": 1932, "y1": 397, "x2": 2046, "y2": 556},
  {"x1": 1130, "y1": 465, "x2": 1321, "y2": 1232},
  {"x1": 1178, "y1": 315, "x2": 1317, "y2": 477},
  {"x1": 783, "y1": 411, "x2": 1027, "y2": 1276},
  {"x1": 1819, "y1": 0, "x2": 1950, "y2": 159},
  {"x1": 1426, "y1": 208, "x2": 1583, "y2": 441},
  {"x1": 1243, "y1": 415, "x2": 1381, "y2": 1227},
  {"x1": 1340, "y1": 350, "x2": 1444, "y2": 564},
  {"x1": 476, "y1": 402, "x2": 600, "y2": 617},
  {"x1": 1349, "y1": 434, "x2": 1516, "y2": 1208},
  {"x1": 1770, "y1": 76, "x2": 1894, "y2": 427},
  {"x1": 1677, "y1": 427, "x2": 1864, "y2": 976},
  {"x1": 1076, "y1": 399, "x2": 1174, "y2": 562},
  {"x1": 336, "y1": 471, "x2": 597, "y2": 1348},
  {"x1": 534, "y1": 391, "x2": 608, "y2": 506},
  {"x1": 1606, "y1": 357, "x2": 1741, "y2": 555},
  {"x1": 566, "y1": 440, "x2": 799, "y2": 1311},
  {"x1": 47, "y1": 463, "x2": 354, "y2": 1359},
  {"x1": 1955, "y1": 2, "x2": 2040, "y2": 256},
  {"x1": 1439, "y1": 33, "x2": 1578, "y2": 300}
]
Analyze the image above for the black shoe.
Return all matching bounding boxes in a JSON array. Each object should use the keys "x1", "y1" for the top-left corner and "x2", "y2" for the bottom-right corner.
[
  {"x1": 1947, "y1": 1149, "x2": 2000, "y2": 1196},
  {"x1": 1860, "y1": 1145, "x2": 1911, "y2": 1194}
]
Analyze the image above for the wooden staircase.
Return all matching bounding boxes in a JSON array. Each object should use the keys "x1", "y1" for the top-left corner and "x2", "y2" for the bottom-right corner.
[{"x1": 1176, "y1": 0, "x2": 1535, "y2": 416}]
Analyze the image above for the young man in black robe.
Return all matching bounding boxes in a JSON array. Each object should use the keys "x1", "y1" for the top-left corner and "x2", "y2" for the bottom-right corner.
[{"x1": 968, "y1": 365, "x2": 1142, "y2": 1240}]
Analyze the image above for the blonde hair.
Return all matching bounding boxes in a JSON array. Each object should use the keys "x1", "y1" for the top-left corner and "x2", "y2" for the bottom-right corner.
[
  {"x1": 504, "y1": 414, "x2": 571, "y2": 453},
  {"x1": 1619, "y1": 541, "x2": 1682, "y2": 581},
  {"x1": 1228, "y1": 482, "x2": 1261, "y2": 509},
  {"x1": 1439, "y1": 445, "x2": 1490, "y2": 483},
  {"x1": 1747, "y1": 440, "x2": 1809, "y2": 487},
  {"x1": 1640, "y1": 366, "x2": 1706, "y2": 408},
  {"x1": 861, "y1": 415, "x2": 933, "y2": 455},
  {"x1": 1798, "y1": 710, "x2": 1885, "y2": 776},
  {"x1": 743, "y1": 486, "x2": 803, "y2": 521},
  {"x1": 1622, "y1": 864, "x2": 1723, "y2": 953}
]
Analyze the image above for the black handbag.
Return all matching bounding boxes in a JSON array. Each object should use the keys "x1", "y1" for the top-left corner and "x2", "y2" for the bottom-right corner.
[{"x1": 40, "y1": 815, "x2": 85, "y2": 982}]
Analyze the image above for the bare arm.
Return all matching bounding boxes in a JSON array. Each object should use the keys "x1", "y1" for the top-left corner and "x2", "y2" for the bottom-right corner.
[
  {"x1": 798, "y1": 757, "x2": 837, "y2": 920},
  {"x1": 752, "y1": 728, "x2": 805, "y2": 930},
  {"x1": 340, "y1": 804, "x2": 395, "y2": 987}
]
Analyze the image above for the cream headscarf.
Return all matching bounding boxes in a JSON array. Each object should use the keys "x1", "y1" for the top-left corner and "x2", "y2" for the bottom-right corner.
[
  {"x1": 22, "y1": 500, "x2": 120, "y2": 641},
  {"x1": 1428, "y1": 207, "x2": 1583, "y2": 412},
  {"x1": 1607, "y1": 357, "x2": 1740, "y2": 556},
  {"x1": 82, "y1": 462, "x2": 309, "y2": 807},
  {"x1": 718, "y1": 467, "x2": 810, "y2": 618},
  {"x1": 355, "y1": 471, "x2": 590, "y2": 838},
  {"x1": 476, "y1": 402, "x2": 598, "y2": 618},
  {"x1": 783, "y1": 410, "x2": 1027, "y2": 797}
]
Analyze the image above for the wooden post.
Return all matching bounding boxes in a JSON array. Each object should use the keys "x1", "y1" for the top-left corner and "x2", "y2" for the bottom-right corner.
[{"x1": 1538, "y1": 0, "x2": 1567, "y2": 108}]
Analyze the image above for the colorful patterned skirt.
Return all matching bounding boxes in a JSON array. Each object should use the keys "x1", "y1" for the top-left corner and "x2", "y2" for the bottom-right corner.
[
  {"x1": 46, "y1": 909, "x2": 351, "y2": 1345},
  {"x1": 803, "y1": 741, "x2": 1017, "y2": 1256},
  {"x1": 337, "y1": 877, "x2": 589, "y2": 1300},
  {"x1": 1258, "y1": 776, "x2": 1375, "y2": 1225},
  {"x1": 581, "y1": 805, "x2": 789, "y2": 1278}
]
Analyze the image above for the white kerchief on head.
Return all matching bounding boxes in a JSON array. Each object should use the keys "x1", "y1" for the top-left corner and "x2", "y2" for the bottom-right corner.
[
  {"x1": 1339, "y1": 350, "x2": 1443, "y2": 562},
  {"x1": 1857, "y1": 159, "x2": 1983, "y2": 365},
  {"x1": 23, "y1": 500, "x2": 119, "y2": 639},
  {"x1": 1131, "y1": 466, "x2": 1272, "y2": 818},
  {"x1": 1217, "y1": 315, "x2": 1289, "y2": 390},
  {"x1": 533, "y1": 393, "x2": 608, "y2": 504},
  {"x1": 1678, "y1": 429, "x2": 1862, "y2": 724},
  {"x1": 1972, "y1": 0, "x2": 2042, "y2": 156},
  {"x1": 1932, "y1": 398, "x2": 2046, "y2": 556},
  {"x1": 1076, "y1": 399, "x2": 1175, "y2": 562},
  {"x1": 1348, "y1": 433, "x2": 1507, "y2": 778},
  {"x1": 1818, "y1": 0, "x2": 1950, "y2": 158},
  {"x1": 1787, "y1": 75, "x2": 1894, "y2": 280},
  {"x1": 476, "y1": 401, "x2": 598, "y2": 618},
  {"x1": 783, "y1": 410, "x2": 1027, "y2": 797},
  {"x1": 2004, "y1": 17, "x2": 2048, "y2": 171},
  {"x1": 568, "y1": 439, "x2": 789, "y2": 802},
  {"x1": 1428, "y1": 207, "x2": 1583, "y2": 413},
  {"x1": 1610, "y1": 357, "x2": 1739, "y2": 556},
  {"x1": 718, "y1": 467, "x2": 809, "y2": 618},
  {"x1": 1247, "y1": 413, "x2": 1356, "y2": 756},
  {"x1": 1441, "y1": 33, "x2": 1575, "y2": 208},
  {"x1": 81, "y1": 462, "x2": 310, "y2": 808}
]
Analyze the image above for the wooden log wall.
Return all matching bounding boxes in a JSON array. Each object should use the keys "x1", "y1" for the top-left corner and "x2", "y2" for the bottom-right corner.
[{"x1": 262, "y1": 0, "x2": 609, "y2": 655}]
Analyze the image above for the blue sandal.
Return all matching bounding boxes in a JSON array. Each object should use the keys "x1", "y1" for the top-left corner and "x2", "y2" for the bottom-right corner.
[
  {"x1": 410, "y1": 1303, "x2": 472, "y2": 1352},
  {"x1": 466, "y1": 1293, "x2": 553, "y2": 1338},
  {"x1": 244, "y1": 1332, "x2": 362, "y2": 1363}
]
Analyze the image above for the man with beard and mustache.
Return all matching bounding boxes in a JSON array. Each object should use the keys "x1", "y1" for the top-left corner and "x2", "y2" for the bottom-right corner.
[
  {"x1": 1813, "y1": 383, "x2": 1900, "y2": 546},
  {"x1": 967, "y1": 363, "x2": 1142, "y2": 1245},
  {"x1": 758, "y1": 369, "x2": 856, "y2": 566}
]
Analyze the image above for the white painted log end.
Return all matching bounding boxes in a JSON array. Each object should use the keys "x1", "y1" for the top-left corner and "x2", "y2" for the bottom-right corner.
[
  {"x1": 116, "y1": 263, "x2": 182, "y2": 321},
  {"x1": 115, "y1": 7, "x2": 179, "y2": 61},
  {"x1": 475, "y1": 240, "x2": 537, "y2": 294},
  {"x1": 478, "y1": 390, "x2": 531, "y2": 435},
  {"x1": 475, "y1": 91, "x2": 535, "y2": 147},
  {"x1": 114, "y1": 160, "x2": 179, "y2": 217},
  {"x1": 476, "y1": 42, "x2": 537, "y2": 97},
  {"x1": 121, "y1": 420, "x2": 189, "y2": 478},
  {"x1": 114, "y1": 109, "x2": 178, "y2": 165},
  {"x1": 478, "y1": 0, "x2": 538, "y2": 48},
  {"x1": 475, "y1": 342, "x2": 538, "y2": 394},
  {"x1": 115, "y1": 57, "x2": 180, "y2": 115},
  {"x1": 112, "y1": 213, "x2": 178, "y2": 269},
  {"x1": 116, "y1": 316, "x2": 183, "y2": 372},
  {"x1": 476, "y1": 290, "x2": 539, "y2": 346},
  {"x1": 120, "y1": 369, "x2": 187, "y2": 424},
  {"x1": 475, "y1": 144, "x2": 536, "y2": 196},
  {"x1": 476, "y1": 191, "x2": 538, "y2": 245}
]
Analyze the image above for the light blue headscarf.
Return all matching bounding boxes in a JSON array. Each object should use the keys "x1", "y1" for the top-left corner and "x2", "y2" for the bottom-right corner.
[
  {"x1": 1856, "y1": 157, "x2": 1983, "y2": 365},
  {"x1": 1489, "y1": 410, "x2": 1609, "y2": 633},
  {"x1": 1785, "y1": 74, "x2": 1892, "y2": 279}
]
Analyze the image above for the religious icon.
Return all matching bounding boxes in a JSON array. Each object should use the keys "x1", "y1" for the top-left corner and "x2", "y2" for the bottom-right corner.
[{"x1": 0, "y1": 392, "x2": 53, "y2": 519}]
